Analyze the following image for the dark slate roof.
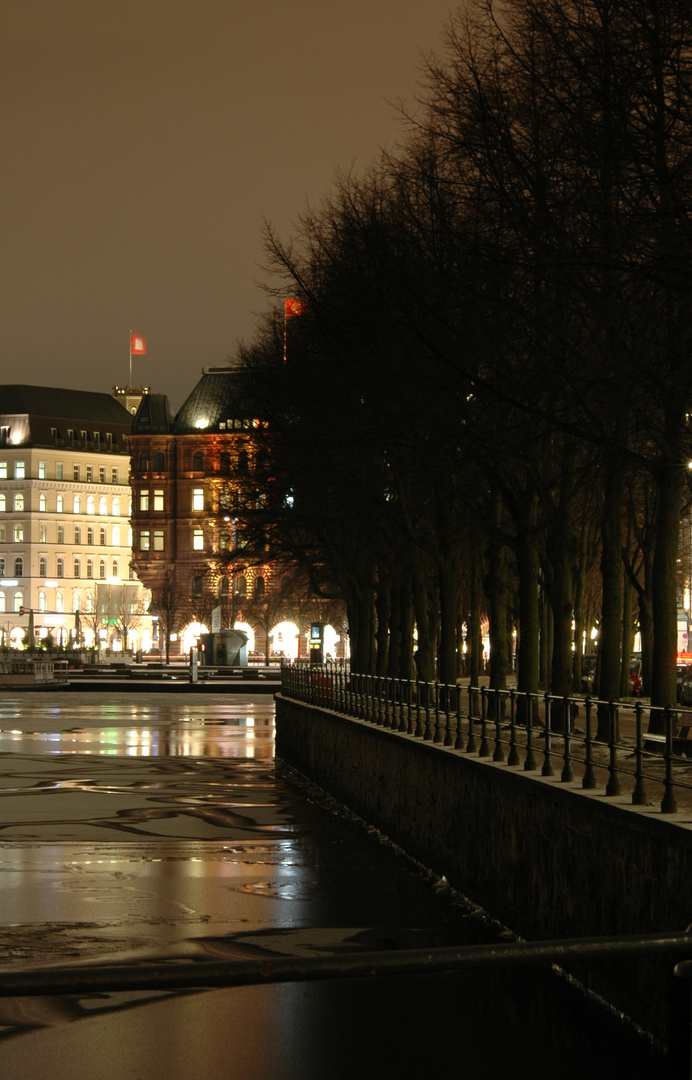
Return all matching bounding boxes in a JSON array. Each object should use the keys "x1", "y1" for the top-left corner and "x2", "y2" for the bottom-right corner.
[
  {"x1": 0, "y1": 385, "x2": 133, "y2": 449},
  {"x1": 131, "y1": 393, "x2": 175, "y2": 434},
  {"x1": 0, "y1": 385, "x2": 133, "y2": 424},
  {"x1": 171, "y1": 366, "x2": 263, "y2": 434}
]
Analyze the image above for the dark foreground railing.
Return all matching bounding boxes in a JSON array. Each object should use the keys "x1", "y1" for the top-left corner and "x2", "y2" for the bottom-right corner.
[{"x1": 280, "y1": 666, "x2": 692, "y2": 815}]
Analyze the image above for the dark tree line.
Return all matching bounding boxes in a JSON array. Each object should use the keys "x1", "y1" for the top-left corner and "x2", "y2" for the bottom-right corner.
[{"x1": 236, "y1": 0, "x2": 692, "y2": 708}]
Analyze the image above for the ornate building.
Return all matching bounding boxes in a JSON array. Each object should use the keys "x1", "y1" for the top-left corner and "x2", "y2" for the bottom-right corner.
[
  {"x1": 128, "y1": 366, "x2": 282, "y2": 655},
  {"x1": 0, "y1": 384, "x2": 151, "y2": 651}
]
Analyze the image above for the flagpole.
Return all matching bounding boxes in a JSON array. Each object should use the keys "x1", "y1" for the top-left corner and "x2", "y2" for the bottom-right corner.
[{"x1": 129, "y1": 330, "x2": 133, "y2": 388}]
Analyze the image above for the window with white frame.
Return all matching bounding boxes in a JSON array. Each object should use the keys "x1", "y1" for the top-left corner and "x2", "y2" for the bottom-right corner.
[
  {"x1": 56, "y1": 557, "x2": 64, "y2": 578},
  {"x1": 14, "y1": 558, "x2": 23, "y2": 577},
  {"x1": 14, "y1": 462, "x2": 24, "y2": 479},
  {"x1": 111, "y1": 467, "x2": 118, "y2": 483},
  {"x1": 73, "y1": 558, "x2": 80, "y2": 578},
  {"x1": 193, "y1": 529, "x2": 204, "y2": 550},
  {"x1": 74, "y1": 526, "x2": 81, "y2": 544},
  {"x1": 87, "y1": 527, "x2": 93, "y2": 544},
  {"x1": 56, "y1": 591, "x2": 64, "y2": 613},
  {"x1": 86, "y1": 558, "x2": 93, "y2": 579},
  {"x1": 86, "y1": 466, "x2": 93, "y2": 482},
  {"x1": 73, "y1": 464, "x2": 80, "y2": 481},
  {"x1": 192, "y1": 488, "x2": 204, "y2": 511},
  {"x1": 112, "y1": 559, "x2": 119, "y2": 578},
  {"x1": 0, "y1": 558, "x2": 5, "y2": 576},
  {"x1": 39, "y1": 524, "x2": 47, "y2": 543},
  {"x1": 56, "y1": 494, "x2": 64, "y2": 512},
  {"x1": 39, "y1": 591, "x2": 46, "y2": 612},
  {"x1": 38, "y1": 460, "x2": 46, "y2": 479},
  {"x1": 56, "y1": 463, "x2": 63, "y2": 480},
  {"x1": 57, "y1": 525, "x2": 64, "y2": 543},
  {"x1": 13, "y1": 493, "x2": 23, "y2": 511},
  {"x1": 39, "y1": 556, "x2": 47, "y2": 576},
  {"x1": 0, "y1": 462, "x2": 6, "y2": 479},
  {"x1": 140, "y1": 530, "x2": 150, "y2": 550},
  {"x1": 86, "y1": 496, "x2": 95, "y2": 515},
  {"x1": 39, "y1": 493, "x2": 46, "y2": 511},
  {"x1": 112, "y1": 526, "x2": 120, "y2": 546},
  {"x1": 13, "y1": 524, "x2": 23, "y2": 542},
  {"x1": 153, "y1": 489, "x2": 164, "y2": 511},
  {"x1": 0, "y1": 592, "x2": 5, "y2": 612},
  {"x1": 99, "y1": 527, "x2": 106, "y2": 545},
  {"x1": 140, "y1": 490, "x2": 149, "y2": 511},
  {"x1": 112, "y1": 497, "x2": 120, "y2": 515},
  {"x1": 13, "y1": 591, "x2": 23, "y2": 612},
  {"x1": 99, "y1": 559, "x2": 106, "y2": 579},
  {"x1": 0, "y1": 495, "x2": 6, "y2": 512},
  {"x1": 153, "y1": 530, "x2": 164, "y2": 551},
  {"x1": 72, "y1": 589, "x2": 80, "y2": 612},
  {"x1": 73, "y1": 495, "x2": 80, "y2": 514},
  {"x1": 99, "y1": 496, "x2": 107, "y2": 514}
]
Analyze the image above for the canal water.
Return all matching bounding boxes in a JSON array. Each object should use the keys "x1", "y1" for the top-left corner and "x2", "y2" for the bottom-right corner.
[{"x1": 0, "y1": 693, "x2": 666, "y2": 1079}]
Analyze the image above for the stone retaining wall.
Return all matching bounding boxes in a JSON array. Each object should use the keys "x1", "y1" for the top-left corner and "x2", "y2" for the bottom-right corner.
[{"x1": 275, "y1": 694, "x2": 692, "y2": 1050}]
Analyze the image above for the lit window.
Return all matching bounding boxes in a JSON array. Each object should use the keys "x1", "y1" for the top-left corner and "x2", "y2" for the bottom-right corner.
[
  {"x1": 56, "y1": 463, "x2": 63, "y2": 480},
  {"x1": 112, "y1": 559, "x2": 119, "y2": 578},
  {"x1": 56, "y1": 557, "x2": 64, "y2": 578},
  {"x1": 153, "y1": 489, "x2": 164, "y2": 511},
  {"x1": 86, "y1": 592, "x2": 94, "y2": 613},
  {"x1": 39, "y1": 591, "x2": 46, "y2": 613},
  {"x1": 73, "y1": 465, "x2": 80, "y2": 481},
  {"x1": 86, "y1": 466, "x2": 93, "y2": 482},
  {"x1": 38, "y1": 461, "x2": 46, "y2": 479},
  {"x1": 140, "y1": 530, "x2": 150, "y2": 550},
  {"x1": 153, "y1": 530, "x2": 164, "y2": 551},
  {"x1": 0, "y1": 462, "x2": 6, "y2": 478},
  {"x1": 193, "y1": 529, "x2": 204, "y2": 550},
  {"x1": 112, "y1": 497, "x2": 120, "y2": 515},
  {"x1": 13, "y1": 591, "x2": 23, "y2": 612},
  {"x1": 14, "y1": 557, "x2": 23, "y2": 577},
  {"x1": 39, "y1": 556, "x2": 47, "y2": 576},
  {"x1": 192, "y1": 488, "x2": 204, "y2": 511},
  {"x1": 112, "y1": 526, "x2": 120, "y2": 546},
  {"x1": 140, "y1": 489, "x2": 150, "y2": 511},
  {"x1": 57, "y1": 525, "x2": 64, "y2": 543},
  {"x1": 39, "y1": 524, "x2": 47, "y2": 543},
  {"x1": 14, "y1": 462, "x2": 24, "y2": 479},
  {"x1": 99, "y1": 559, "x2": 106, "y2": 579},
  {"x1": 73, "y1": 558, "x2": 80, "y2": 578},
  {"x1": 73, "y1": 589, "x2": 80, "y2": 612},
  {"x1": 87, "y1": 527, "x2": 93, "y2": 545},
  {"x1": 99, "y1": 466, "x2": 105, "y2": 482},
  {"x1": 86, "y1": 496, "x2": 95, "y2": 514},
  {"x1": 0, "y1": 495, "x2": 5, "y2": 512},
  {"x1": 13, "y1": 493, "x2": 23, "y2": 511},
  {"x1": 0, "y1": 558, "x2": 5, "y2": 577},
  {"x1": 56, "y1": 495, "x2": 64, "y2": 513},
  {"x1": 99, "y1": 496, "x2": 107, "y2": 515},
  {"x1": 13, "y1": 524, "x2": 23, "y2": 542},
  {"x1": 56, "y1": 591, "x2": 64, "y2": 613},
  {"x1": 39, "y1": 493, "x2": 46, "y2": 511},
  {"x1": 86, "y1": 559, "x2": 93, "y2": 579},
  {"x1": 73, "y1": 496, "x2": 81, "y2": 514},
  {"x1": 111, "y1": 468, "x2": 118, "y2": 483},
  {"x1": 0, "y1": 592, "x2": 4, "y2": 612}
]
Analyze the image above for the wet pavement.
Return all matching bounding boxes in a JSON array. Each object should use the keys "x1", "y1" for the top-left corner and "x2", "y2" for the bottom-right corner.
[{"x1": 0, "y1": 692, "x2": 667, "y2": 1079}]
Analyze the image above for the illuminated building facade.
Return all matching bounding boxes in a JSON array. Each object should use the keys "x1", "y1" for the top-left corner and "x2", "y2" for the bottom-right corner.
[{"x1": 0, "y1": 384, "x2": 151, "y2": 650}]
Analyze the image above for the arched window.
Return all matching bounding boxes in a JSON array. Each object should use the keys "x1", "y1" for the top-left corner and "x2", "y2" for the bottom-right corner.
[
  {"x1": 38, "y1": 591, "x2": 46, "y2": 613},
  {"x1": 220, "y1": 452, "x2": 231, "y2": 476},
  {"x1": 87, "y1": 527, "x2": 94, "y2": 545},
  {"x1": 254, "y1": 575, "x2": 265, "y2": 599},
  {"x1": 112, "y1": 559, "x2": 119, "y2": 578},
  {"x1": 13, "y1": 591, "x2": 23, "y2": 612},
  {"x1": 74, "y1": 526, "x2": 81, "y2": 544},
  {"x1": 39, "y1": 493, "x2": 46, "y2": 511},
  {"x1": 112, "y1": 497, "x2": 120, "y2": 515},
  {"x1": 236, "y1": 575, "x2": 247, "y2": 599},
  {"x1": 14, "y1": 557, "x2": 23, "y2": 577},
  {"x1": 57, "y1": 525, "x2": 64, "y2": 544},
  {"x1": 153, "y1": 451, "x2": 165, "y2": 471},
  {"x1": 56, "y1": 495, "x2": 64, "y2": 513},
  {"x1": 219, "y1": 576, "x2": 229, "y2": 598},
  {"x1": 86, "y1": 592, "x2": 94, "y2": 613},
  {"x1": 112, "y1": 526, "x2": 120, "y2": 546},
  {"x1": 56, "y1": 591, "x2": 64, "y2": 613},
  {"x1": 99, "y1": 559, "x2": 106, "y2": 579},
  {"x1": 99, "y1": 496, "x2": 107, "y2": 515},
  {"x1": 56, "y1": 557, "x2": 64, "y2": 578},
  {"x1": 13, "y1": 524, "x2": 23, "y2": 542},
  {"x1": 39, "y1": 556, "x2": 47, "y2": 576},
  {"x1": 73, "y1": 495, "x2": 81, "y2": 514},
  {"x1": 13, "y1": 493, "x2": 24, "y2": 511},
  {"x1": 193, "y1": 451, "x2": 203, "y2": 471},
  {"x1": 139, "y1": 451, "x2": 150, "y2": 471},
  {"x1": 192, "y1": 575, "x2": 203, "y2": 598},
  {"x1": 0, "y1": 592, "x2": 5, "y2": 613},
  {"x1": 86, "y1": 495, "x2": 95, "y2": 514},
  {"x1": 39, "y1": 524, "x2": 47, "y2": 542},
  {"x1": 0, "y1": 494, "x2": 5, "y2": 512},
  {"x1": 281, "y1": 576, "x2": 293, "y2": 597},
  {"x1": 72, "y1": 590, "x2": 80, "y2": 612},
  {"x1": 73, "y1": 558, "x2": 80, "y2": 578},
  {"x1": 238, "y1": 450, "x2": 248, "y2": 473},
  {"x1": 99, "y1": 527, "x2": 106, "y2": 545},
  {"x1": 86, "y1": 558, "x2": 93, "y2": 579}
]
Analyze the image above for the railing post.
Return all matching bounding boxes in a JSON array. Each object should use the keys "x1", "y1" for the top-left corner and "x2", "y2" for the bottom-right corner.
[
  {"x1": 479, "y1": 688, "x2": 490, "y2": 757},
  {"x1": 423, "y1": 683, "x2": 433, "y2": 740},
  {"x1": 466, "y1": 685, "x2": 477, "y2": 754},
  {"x1": 507, "y1": 688, "x2": 519, "y2": 766},
  {"x1": 582, "y1": 697, "x2": 597, "y2": 789},
  {"x1": 434, "y1": 682, "x2": 444, "y2": 743},
  {"x1": 492, "y1": 688, "x2": 505, "y2": 762},
  {"x1": 414, "y1": 680, "x2": 424, "y2": 738},
  {"x1": 542, "y1": 693, "x2": 555, "y2": 776},
  {"x1": 661, "y1": 705, "x2": 678, "y2": 814},
  {"x1": 455, "y1": 683, "x2": 464, "y2": 750},
  {"x1": 632, "y1": 701, "x2": 648, "y2": 806},
  {"x1": 605, "y1": 701, "x2": 621, "y2": 796},
  {"x1": 524, "y1": 691, "x2": 537, "y2": 771},
  {"x1": 561, "y1": 696, "x2": 574, "y2": 782}
]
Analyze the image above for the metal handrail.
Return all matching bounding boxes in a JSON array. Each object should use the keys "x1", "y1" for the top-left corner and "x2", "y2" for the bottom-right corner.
[{"x1": 2, "y1": 930, "x2": 692, "y2": 997}]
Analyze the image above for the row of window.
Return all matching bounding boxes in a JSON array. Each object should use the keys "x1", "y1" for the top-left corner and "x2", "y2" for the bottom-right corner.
[
  {"x1": 0, "y1": 524, "x2": 125, "y2": 545},
  {"x1": 138, "y1": 449, "x2": 250, "y2": 474},
  {"x1": 0, "y1": 493, "x2": 125, "y2": 515},
  {"x1": 0, "y1": 461, "x2": 120, "y2": 482},
  {"x1": 189, "y1": 575, "x2": 264, "y2": 600},
  {"x1": 0, "y1": 556, "x2": 121, "y2": 579}
]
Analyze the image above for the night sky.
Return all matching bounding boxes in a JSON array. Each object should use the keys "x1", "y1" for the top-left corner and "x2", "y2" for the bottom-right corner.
[{"x1": 2, "y1": 1, "x2": 456, "y2": 413}]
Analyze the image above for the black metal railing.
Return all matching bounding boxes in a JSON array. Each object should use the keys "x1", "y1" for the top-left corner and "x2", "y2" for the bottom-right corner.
[{"x1": 279, "y1": 667, "x2": 692, "y2": 815}]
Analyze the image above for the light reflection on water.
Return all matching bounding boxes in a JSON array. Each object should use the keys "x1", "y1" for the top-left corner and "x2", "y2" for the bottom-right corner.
[{"x1": 0, "y1": 693, "x2": 276, "y2": 759}]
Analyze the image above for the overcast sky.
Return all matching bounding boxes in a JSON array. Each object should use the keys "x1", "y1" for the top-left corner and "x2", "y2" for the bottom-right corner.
[{"x1": 1, "y1": 1, "x2": 457, "y2": 413}]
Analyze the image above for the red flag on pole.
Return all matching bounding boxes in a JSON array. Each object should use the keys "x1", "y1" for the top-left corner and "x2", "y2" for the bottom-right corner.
[
  {"x1": 130, "y1": 333, "x2": 147, "y2": 355},
  {"x1": 284, "y1": 299, "x2": 306, "y2": 318}
]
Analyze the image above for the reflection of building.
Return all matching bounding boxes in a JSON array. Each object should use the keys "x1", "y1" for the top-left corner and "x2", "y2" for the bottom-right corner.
[
  {"x1": 0, "y1": 385, "x2": 150, "y2": 650},
  {"x1": 128, "y1": 366, "x2": 282, "y2": 654}
]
